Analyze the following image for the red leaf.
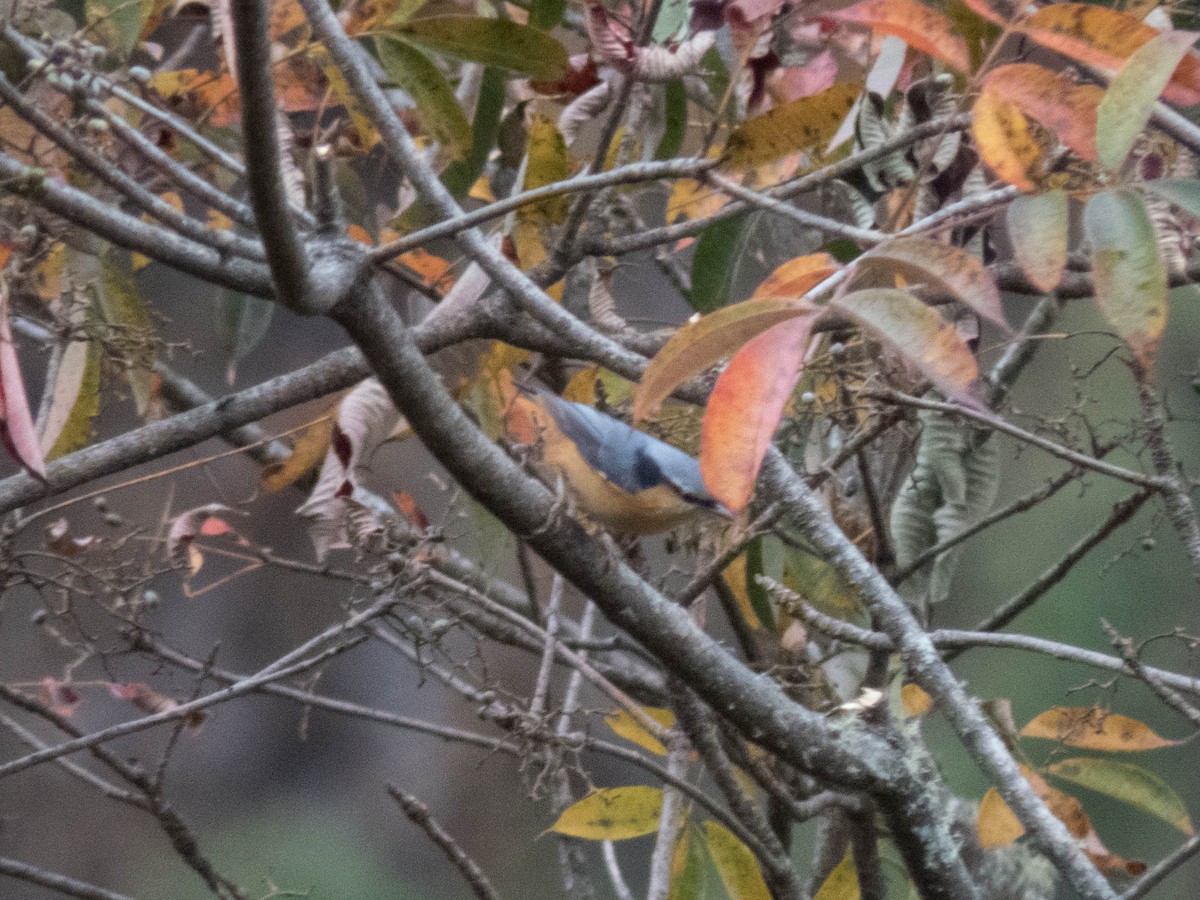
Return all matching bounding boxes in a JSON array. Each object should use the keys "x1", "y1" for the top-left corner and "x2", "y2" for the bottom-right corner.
[
  {"x1": 700, "y1": 314, "x2": 817, "y2": 513},
  {"x1": 829, "y1": 0, "x2": 971, "y2": 74}
]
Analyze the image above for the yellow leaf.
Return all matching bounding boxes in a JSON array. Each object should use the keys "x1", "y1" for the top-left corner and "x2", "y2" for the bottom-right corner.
[
  {"x1": 605, "y1": 707, "x2": 676, "y2": 756},
  {"x1": 900, "y1": 684, "x2": 932, "y2": 718},
  {"x1": 976, "y1": 787, "x2": 1024, "y2": 849},
  {"x1": 704, "y1": 820, "x2": 771, "y2": 900},
  {"x1": 550, "y1": 786, "x2": 663, "y2": 840},
  {"x1": 722, "y1": 554, "x2": 764, "y2": 630},
  {"x1": 722, "y1": 83, "x2": 860, "y2": 171},
  {"x1": 1021, "y1": 707, "x2": 1180, "y2": 751},
  {"x1": 814, "y1": 851, "x2": 860, "y2": 900},
  {"x1": 522, "y1": 114, "x2": 573, "y2": 224},
  {"x1": 135, "y1": 191, "x2": 185, "y2": 269},
  {"x1": 261, "y1": 415, "x2": 335, "y2": 495},
  {"x1": 971, "y1": 88, "x2": 1046, "y2": 193}
]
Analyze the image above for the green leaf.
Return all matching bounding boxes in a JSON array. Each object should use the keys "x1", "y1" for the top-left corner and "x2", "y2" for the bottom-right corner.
[
  {"x1": 442, "y1": 67, "x2": 506, "y2": 197},
  {"x1": 1006, "y1": 189, "x2": 1068, "y2": 293},
  {"x1": 87, "y1": 0, "x2": 152, "y2": 56},
  {"x1": 520, "y1": 114, "x2": 572, "y2": 224},
  {"x1": 97, "y1": 253, "x2": 156, "y2": 415},
  {"x1": 1097, "y1": 31, "x2": 1200, "y2": 171},
  {"x1": 745, "y1": 536, "x2": 777, "y2": 632},
  {"x1": 386, "y1": 16, "x2": 569, "y2": 80},
  {"x1": 1083, "y1": 190, "x2": 1168, "y2": 376},
  {"x1": 703, "y1": 820, "x2": 770, "y2": 900},
  {"x1": 722, "y1": 83, "x2": 859, "y2": 171},
  {"x1": 550, "y1": 787, "x2": 663, "y2": 841},
  {"x1": 653, "y1": 0, "x2": 691, "y2": 42},
  {"x1": 41, "y1": 335, "x2": 102, "y2": 461},
  {"x1": 529, "y1": 0, "x2": 565, "y2": 29},
  {"x1": 374, "y1": 36, "x2": 472, "y2": 160},
  {"x1": 832, "y1": 288, "x2": 979, "y2": 402},
  {"x1": 604, "y1": 707, "x2": 675, "y2": 756},
  {"x1": 690, "y1": 215, "x2": 748, "y2": 312},
  {"x1": 814, "y1": 851, "x2": 860, "y2": 900},
  {"x1": 669, "y1": 826, "x2": 710, "y2": 900},
  {"x1": 783, "y1": 546, "x2": 860, "y2": 614},
  {"x1": 655, "y1": 79, "x2": 688, "y2": 161},
  {"x1": 1144, "y1": 178, "x2": 1200, "y2": 221},
  {"x1": 1046, "y1": 757, "x2": 1194, "y2": 834},
  {"x1": 220, "y1": 291, "x2": 275, "y2": 385}
]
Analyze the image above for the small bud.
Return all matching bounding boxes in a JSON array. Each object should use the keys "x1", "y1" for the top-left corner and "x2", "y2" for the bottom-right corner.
[
  {"x1": 141, "y1": 589, "x2": 160, "y2": 608},
  {"x1": 86, "y1": 118, "x2": 109, "y2": 134},
  {"x1": 829, "y1": 342, "x2": 846, "y2": 357},
  {"x1": 104, "y1": 512, "x2": 124, "y2": 528},
  {"x1": 1141, "y1": 537, "x2": 1157, "y2": 552},
  {"x1": 800, "y1": 391, "x2": 816, "y2": 404},
  {"x1": 30, "y1": 608, "x2": 48, "y2": 624},
  {"x1": 92, "y1": 495, "x2": 109, "y2": 512},
  {"x1": 128, "y1": 66, "x2": 151, "y2": 84},
  {"x1": 17, "y1": 224, "x2": 37, "y2": 241}
]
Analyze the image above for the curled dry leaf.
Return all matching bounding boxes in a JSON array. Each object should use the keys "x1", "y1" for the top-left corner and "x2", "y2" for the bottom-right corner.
[
  {"x1": 585, "y1": 0, "x2": 716, "y2": 82},
  {"x1": 108, "y1": 682, "x2": 206, "y2": 731},
  {"x1": 166, "y1": 503, "x2": 248, "y2": 569},
  {"x1": 559, "y1": 79, "x2": 614, "y2": 146},
  {"x1": 297, "y1": 378, "x2": 402, "y2": 561},
  {"x1": 39, "y1": 677, "x2": 81, "y2": 718},
  {"x1": 44, "y1": 517, "x2": 97, "y2": 557}
]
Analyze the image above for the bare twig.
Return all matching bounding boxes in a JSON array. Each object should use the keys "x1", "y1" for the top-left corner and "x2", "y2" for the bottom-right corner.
[
  {"x1": 0, "y1": 856, "x2": 136, "y2": 900},
  {"x1": 388, "y1": 787, "x2": 501, "y2": 900}
]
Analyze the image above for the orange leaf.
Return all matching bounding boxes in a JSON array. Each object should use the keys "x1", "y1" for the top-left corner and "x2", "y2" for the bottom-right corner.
[
  {"x1": 751, "y1": 252, "x2": 841, "y2": 301},
  {"x1": 977, "y1": 787, "x2": 1024, "y2": 848},
  {"x1": 980, "y1": 64, "x2": 1101, "y2": 162},
  {"x1": 633, "y1": 254, "x2": 836, "y2": 423},
  {"x1": 398, "y1": 249, "x2": 455, "y2": 293},
  {"x1": 1021, "y1": 707, "x2": 1181, "y2": 751},
  {"x1": 1019, "y1": 4, "x2": 1200, "y2": 107},
  {"x1": 701, "y1": 314, "x2": 817, "y2": 513},
  {"x1": 829, "y1": 0, "x2": 971, "y2": 74},
  {"x1": 900, "y1": 683, "x2": 933, "y2": 717}
]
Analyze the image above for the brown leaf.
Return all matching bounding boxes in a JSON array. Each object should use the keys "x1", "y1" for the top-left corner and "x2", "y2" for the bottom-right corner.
[
  {"x1": 109, "y1": 682, "x2": 206, "y2": 731},
  {"x1": 1021, "y1": 706, "x2": 1181, "y2": 751},
  {"x1": 166, "y1": 503, "x2": 247, "y2": 569},
  {"x1": 39, "y1": 677, "x2": 81, "y2": 718},
  {"x1": 43, "y1": 518, "x2": 97, "y2": 557}
]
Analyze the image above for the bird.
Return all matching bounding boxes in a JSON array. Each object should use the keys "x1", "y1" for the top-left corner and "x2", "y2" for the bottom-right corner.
[{"x1": 511, "y1": 383, "x2": 726, "y2": 535}]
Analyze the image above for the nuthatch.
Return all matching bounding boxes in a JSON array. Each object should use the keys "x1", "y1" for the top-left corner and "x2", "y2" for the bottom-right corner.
[{"x1": 514, "y1": 384, "x2": 725, "y2": 534}]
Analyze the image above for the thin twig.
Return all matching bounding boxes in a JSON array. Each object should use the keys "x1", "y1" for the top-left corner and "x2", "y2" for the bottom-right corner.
[
  {"x1": 388, "y1": 787, "x2": 501, "y2": 900},
  {"x1": 968, "y1": 491, "x2": 1152, "y2": 639},
  {"x1": 0, "y1": 856, "x2": 136, "y2": 900}
]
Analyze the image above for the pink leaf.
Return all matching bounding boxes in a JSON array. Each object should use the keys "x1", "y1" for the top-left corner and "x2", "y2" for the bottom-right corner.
[{"x1": 0, "y1": 285, "x2": 45, "y2": 477}]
